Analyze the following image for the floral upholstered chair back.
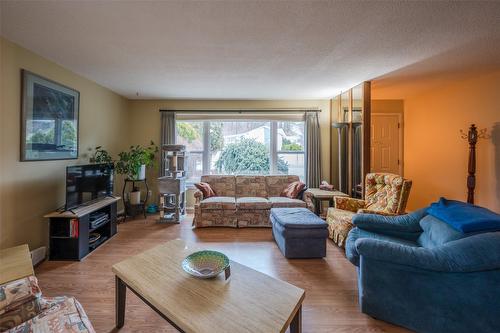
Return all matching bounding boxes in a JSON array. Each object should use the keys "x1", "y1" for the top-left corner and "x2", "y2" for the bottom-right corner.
[{"x1": 364, "y1": 173, "x2": 412, "y2": 214}]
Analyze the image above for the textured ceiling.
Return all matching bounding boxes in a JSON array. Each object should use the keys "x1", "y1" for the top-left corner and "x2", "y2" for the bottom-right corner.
[{"x1": 1, "y1": 1, "x2": 500, "y2": 99}]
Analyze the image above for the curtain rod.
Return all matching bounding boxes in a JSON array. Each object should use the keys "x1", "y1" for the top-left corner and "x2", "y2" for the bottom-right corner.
[{"x1": 159, "y1": 108, "x2": 321, "y2": 114}]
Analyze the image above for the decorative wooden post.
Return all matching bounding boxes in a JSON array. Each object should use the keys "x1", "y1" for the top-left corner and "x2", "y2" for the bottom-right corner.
[
  {"x1": 460, "y1": 124, "x2": 489, "y2": 205},
  {"x1": 466, "y1": 125, "x2": 478, "y2": 204}
]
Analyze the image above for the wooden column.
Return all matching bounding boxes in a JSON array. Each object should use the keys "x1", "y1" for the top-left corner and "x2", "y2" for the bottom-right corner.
[
  {"x1": 362, "y1": 81, "x2": 371, "y2": 199},
  {"x1": 466, "y1": 124, "x2": 478, "y2": 204}
]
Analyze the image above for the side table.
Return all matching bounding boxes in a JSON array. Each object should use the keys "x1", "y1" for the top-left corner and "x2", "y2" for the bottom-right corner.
[
  {"x1": 122, "y1": 179, "x2": 149, "y2": 220},
  {"x1": 305, "y1": 188, "x2": 348, "y2": 217}
]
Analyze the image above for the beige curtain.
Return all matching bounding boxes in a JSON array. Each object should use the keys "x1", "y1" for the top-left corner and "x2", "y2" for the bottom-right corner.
[
  {"x1": 160, "y1": 111, "x2": 176, "y2": 176},
  {"x1": 306, "y1": 112, "x2": 322, "y2": 188}
]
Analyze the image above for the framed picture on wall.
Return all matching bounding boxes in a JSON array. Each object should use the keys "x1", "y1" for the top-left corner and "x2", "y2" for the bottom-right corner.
[{"x1": 21, "y1": 70, "x2": 80, "y2": 161}]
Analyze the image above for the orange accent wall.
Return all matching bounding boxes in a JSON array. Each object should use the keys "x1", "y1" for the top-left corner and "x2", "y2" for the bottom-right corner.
[{"x1": 403, "y1": 71, "x2": 500, "y2": 212}]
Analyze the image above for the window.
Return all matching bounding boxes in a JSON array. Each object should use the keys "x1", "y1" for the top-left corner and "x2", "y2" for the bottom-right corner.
[
  {"x1": 175, "y1": 121, "x2": 204, "y2": 181},
  {"x1": 277, "y1": 121, "x2": 305, "y2": 177},
  {"x1": 176, "y1": 119, "x2": 305, "y2": 183}
]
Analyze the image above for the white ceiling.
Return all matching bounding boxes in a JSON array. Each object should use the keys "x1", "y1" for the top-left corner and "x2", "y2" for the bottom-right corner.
[{"x1": 1, "y1": 1, "x2": 500, "y2": 100}]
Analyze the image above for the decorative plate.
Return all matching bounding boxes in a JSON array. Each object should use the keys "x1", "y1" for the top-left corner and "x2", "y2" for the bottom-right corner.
[{"x1": 182, "y1": 250, "x2": 230, "y2": 279}]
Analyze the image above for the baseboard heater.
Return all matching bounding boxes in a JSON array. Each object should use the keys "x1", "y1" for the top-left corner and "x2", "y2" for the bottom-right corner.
[{"x1": 31, "y1": 246, "x2": 47, "y2": 266}]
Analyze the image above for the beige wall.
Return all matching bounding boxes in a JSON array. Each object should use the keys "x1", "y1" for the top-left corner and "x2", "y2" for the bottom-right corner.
[
  {"x1": 0, "y1": 37, "x2": 333, "y2": 249},
  {"x1": 393, "y1": 72, "x2": 500, "y2": 212},
  {"x1": 128, "y1": 99, "x2": 332, "y2": 207},
  {"x1": 0, "y1": 38, "x2": 129, "y2": 250}
]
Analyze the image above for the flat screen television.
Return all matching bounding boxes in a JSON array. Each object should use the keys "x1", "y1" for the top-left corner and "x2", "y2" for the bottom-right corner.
[{"x1": 65, "y1": 163, "x2": 114, "y2": 210}]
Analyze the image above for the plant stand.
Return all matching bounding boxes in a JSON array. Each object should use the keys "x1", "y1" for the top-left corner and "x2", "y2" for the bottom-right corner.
[{"x1": 122, "y1": 179, "x2": 149, "y2": 220}]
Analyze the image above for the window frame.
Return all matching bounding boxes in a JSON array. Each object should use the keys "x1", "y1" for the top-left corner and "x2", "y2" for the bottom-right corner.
[{"x1": 176, "y1": 119, "x2": 305, "y2": 183}]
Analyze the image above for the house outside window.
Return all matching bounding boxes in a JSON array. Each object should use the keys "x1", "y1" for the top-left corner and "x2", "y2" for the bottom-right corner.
[{"x1": 175, "y1": 119, "x2": 305, "y2": 183}]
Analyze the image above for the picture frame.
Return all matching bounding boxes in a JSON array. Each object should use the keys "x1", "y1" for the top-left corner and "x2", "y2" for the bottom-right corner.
[{"x1": 21, "y1": 70, "x2": 80, "y2": 161}]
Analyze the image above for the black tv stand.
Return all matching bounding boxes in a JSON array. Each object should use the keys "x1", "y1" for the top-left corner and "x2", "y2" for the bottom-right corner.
[{"x1": 44, "y1": 197, "x2": 120, "y2": 261}]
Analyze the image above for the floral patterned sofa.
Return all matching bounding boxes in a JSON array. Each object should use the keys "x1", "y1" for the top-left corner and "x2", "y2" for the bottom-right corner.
[
  {"x1": 0, "y1": 275, "x2": 95, "y2": 333},
  {"x1": 194, "y1": 175, "x2": 313, "y2": 227}
]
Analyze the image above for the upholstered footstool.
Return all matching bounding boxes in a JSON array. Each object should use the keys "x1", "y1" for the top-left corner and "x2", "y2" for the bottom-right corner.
[{"x1": 270, "y1": 208, "x2": 328, "y2": 258}]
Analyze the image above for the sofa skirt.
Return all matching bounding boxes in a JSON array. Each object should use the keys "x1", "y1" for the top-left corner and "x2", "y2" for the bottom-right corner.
[
  {"x1": 194, "y1": 209, "x2": 237, "y2": 227},
  {"x1": 237, "y1": 210, "x2": 271, "y2": 227}
]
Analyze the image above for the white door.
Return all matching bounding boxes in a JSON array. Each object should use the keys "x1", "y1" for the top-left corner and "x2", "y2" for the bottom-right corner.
[{"x1": 371, "y1": 113, "x2": 402, "y2": 175}]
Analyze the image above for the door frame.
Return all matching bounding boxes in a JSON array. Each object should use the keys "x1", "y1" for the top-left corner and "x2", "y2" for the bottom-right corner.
[{"x1": 371, "y1": 112, "x2": 403, "y2": 175}]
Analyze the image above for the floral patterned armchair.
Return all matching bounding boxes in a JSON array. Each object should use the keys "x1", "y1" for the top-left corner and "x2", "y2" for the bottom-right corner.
[{"x1": 326, "y1": 173, "x2": 412, "y2": 248}]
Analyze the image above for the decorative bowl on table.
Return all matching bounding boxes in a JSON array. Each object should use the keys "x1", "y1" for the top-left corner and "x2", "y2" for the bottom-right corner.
[{"x1": 181, "y1": 250, "x2": 230, "y2": 279}]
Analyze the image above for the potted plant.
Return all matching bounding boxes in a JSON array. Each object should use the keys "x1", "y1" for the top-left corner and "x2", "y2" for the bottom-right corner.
[
  {"x1": 89, "y1": 146, "x2": 114, "y2": 165},
  {"x1": 115, "y1": 141, "x2": 158, "y2": 180},
  {"x1": 129, "y1": 186, "x2": 141, "y2": 205}
]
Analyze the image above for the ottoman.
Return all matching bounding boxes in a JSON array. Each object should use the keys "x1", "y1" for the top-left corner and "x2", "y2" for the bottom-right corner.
[{"x1": 270, "y1": 208, "x2": 328, "y2": 258}]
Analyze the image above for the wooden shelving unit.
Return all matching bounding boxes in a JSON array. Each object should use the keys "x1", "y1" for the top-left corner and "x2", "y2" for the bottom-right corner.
[{"x1": 44, "y1": 197, "x2": 120, "y2": 261}]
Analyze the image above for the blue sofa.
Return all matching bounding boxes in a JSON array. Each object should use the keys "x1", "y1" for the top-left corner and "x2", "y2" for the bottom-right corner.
[{"x1": 346, "y1": 208, "x2": 500, "y2": 333}]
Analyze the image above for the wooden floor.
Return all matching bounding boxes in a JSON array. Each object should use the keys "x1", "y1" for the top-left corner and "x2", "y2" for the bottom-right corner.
[{"x1": 35, "y1": 215, "x2": 411, "y2": 333}]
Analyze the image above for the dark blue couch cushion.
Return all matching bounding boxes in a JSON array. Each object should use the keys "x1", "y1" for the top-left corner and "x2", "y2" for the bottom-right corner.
[
  {"x1": 428, "y1": 197, "x2": 500, "y2": 233},
  {"x1": 417, "y1": 215, "x2": 469, "y2": 248},
  {"x1": 270, "y1": 208, "x2": 327, "y2": 229}
]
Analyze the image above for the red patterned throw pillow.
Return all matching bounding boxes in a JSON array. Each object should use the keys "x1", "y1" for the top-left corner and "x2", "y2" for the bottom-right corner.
[
  {"x1": 280, "y1": 181, "x2": 306, "y2": 199},
  {"x1": 194, "y1": 182, "x2": 216, "y2": 198}
]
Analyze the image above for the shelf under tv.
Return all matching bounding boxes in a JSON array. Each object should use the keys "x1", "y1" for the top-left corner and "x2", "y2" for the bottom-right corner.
[
  {"x1": 89, "y1": 219, "x2": 110, "y2": 233},
  {"x1": 44, "y1": 197, "x2": 120, "y2": 261}
]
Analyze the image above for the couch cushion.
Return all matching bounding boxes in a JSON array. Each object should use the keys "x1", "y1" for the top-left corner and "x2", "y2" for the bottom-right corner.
[
  {"x1": 268, "y1": 197, "x2": 306, "y2": 208},
  {"x1": 236, "y1": 197, "x2": 271, "y2": 210},
  {"x1": 346, "y1": 227, "x2": 418, "y2": 266},
  {"x1": 265, "y1": 175, "x2": 300, "y2": 197},
  {"x1": 200, "y1": 197, "x2": 236, "y2": 210},
  {"x1": 417, "y1": 215, "x2": 469, "y2": 248},
  {"x1": 8, "y1": 297, "x2": 95, "y2": 333},
  {"x1": 235, "y1": 176, "x2": 268, "y2": 198},
  {"x1": 200, "y1": 175, "x2": 236, "y2": 197}
]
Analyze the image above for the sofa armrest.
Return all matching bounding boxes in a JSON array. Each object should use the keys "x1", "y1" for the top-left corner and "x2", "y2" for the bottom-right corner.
[
  {"x1": 0, "y1": 276, "x2": 44, "y2": 331},
  {"x1": 0, "y1": 276, "x2": 42, "y2": 315},
  {"x1": 2, "y1": 296, "x2": 96, "y2": 333},
  {"x1": 193, "y1": 190, "x2": 204, "y2": 205},
  {"x1": 352, "y1": 208, "x2": 427, "y2": 234},
  {"x1": 355, "y1": 232, "x2": 500, "y2": 272},
  {"x1": 302, "y1": 191, "x2": 315, "y2": 212},
  {"x1": 334, "y1": 197, "x2": 365, "y2": 212}
]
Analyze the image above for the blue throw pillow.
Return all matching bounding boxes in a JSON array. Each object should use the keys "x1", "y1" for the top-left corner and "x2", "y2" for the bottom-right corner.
[{"x1": 427, "y1": 197, "x2": 500, "y2": 233}]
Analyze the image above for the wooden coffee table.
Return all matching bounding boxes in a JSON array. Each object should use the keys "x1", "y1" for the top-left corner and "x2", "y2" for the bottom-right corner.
[{"x1": 112, "y1": 239, "x2": 305, "y2": 333}]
